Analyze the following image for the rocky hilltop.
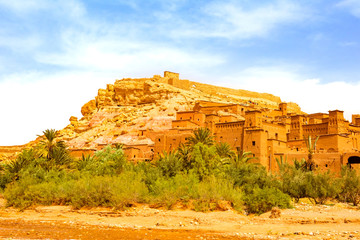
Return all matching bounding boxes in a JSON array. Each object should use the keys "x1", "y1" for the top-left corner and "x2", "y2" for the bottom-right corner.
[
  {"x1": 0, "y1": 71, "x2": 302, "y2": 160},
  {"x1": 57, "y1": 71, "x2": 302, "y2": 151}
]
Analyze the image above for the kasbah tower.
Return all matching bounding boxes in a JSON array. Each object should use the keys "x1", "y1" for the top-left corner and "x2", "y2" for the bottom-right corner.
[{"x1": 70, "y1": 71, "x2": 360, "y2": 173}]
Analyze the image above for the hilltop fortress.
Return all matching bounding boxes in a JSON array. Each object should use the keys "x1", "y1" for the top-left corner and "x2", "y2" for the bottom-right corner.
[
  {"x1": 2, "y1": 71, "x2": 359, "y2": 172},
  {"x1": 61, "y1": 71, "x2": 360, "y2": 172}
]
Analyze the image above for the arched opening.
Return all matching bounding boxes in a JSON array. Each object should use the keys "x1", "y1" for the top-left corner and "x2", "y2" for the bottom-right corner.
[{"x1": 347, "y1": 156, "x2": 360, "y2": 169}]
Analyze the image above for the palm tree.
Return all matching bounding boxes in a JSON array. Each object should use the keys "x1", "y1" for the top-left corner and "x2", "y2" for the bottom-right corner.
[
  {"x1": 231, "y1": 150, "x2": 255, "y2": 168},
  {"x1": 156, "y1": 151, "x2": 182, "y2": 177},
  {"x1": 186, "y1": 127, "x2": 214, "y2": 146},
  {"x1": 177, "y1": 143, "x2": 192, "y2": 171},
  {"x1": 215, "y1": 142, "x2": 235, "y2": 165},
  {"x1": 216, "y1": 142, "x2": 235, "y2": 158},
  {"x1": 38, "y1": 129, "x2": 70, "y2": 166},
  {"x1": 304, "y1": 135, "x2": 319, "y2": 171}
]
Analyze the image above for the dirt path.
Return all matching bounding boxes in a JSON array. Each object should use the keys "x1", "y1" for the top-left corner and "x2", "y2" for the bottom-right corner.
[{"x1": 0, "y1": 199, "x2": 360, "y2": 239}]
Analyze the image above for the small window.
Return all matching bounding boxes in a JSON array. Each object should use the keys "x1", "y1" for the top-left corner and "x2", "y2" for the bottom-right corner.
[
  {"x1": 325, "y1": 164, "x2": 328, "y2": 167},
  {"x1": 296, "y1": 148, "x2": 299, "y2": 151},
  {"x1": 133, "y1": 155, "x2": 136, "y2": 158},
  {"x1": 158, "y1": 138, "x2": 161, "y2": 142},
  {"x1": 252, "y1": 141, "x2": 256, "y2": 146}
]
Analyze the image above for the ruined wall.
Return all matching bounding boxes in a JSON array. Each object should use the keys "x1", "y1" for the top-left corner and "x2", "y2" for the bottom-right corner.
[
  {"x1": 194, "y1": 103, "x2": 245, "y2": 116},
  {"x1": 164, "y1": 71, "x2": 190, "y2": 90},
  {"x1": 123, "y1": 144, "x2": 155, "y2": 162},
  {"x1": 176, "y1": 111, "x2": 206, "y2": 127},
  {"x1": 172, "y1": 120, "x2": 199, "y2": 129},
  {"x1": 153, "y1": 129, "x2": 192, "y2": 155}
]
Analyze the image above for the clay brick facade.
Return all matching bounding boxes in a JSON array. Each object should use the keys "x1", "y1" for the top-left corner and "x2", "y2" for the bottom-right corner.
[{"x1": 150, "y1": 100, "x2": 360, "y2": 172}]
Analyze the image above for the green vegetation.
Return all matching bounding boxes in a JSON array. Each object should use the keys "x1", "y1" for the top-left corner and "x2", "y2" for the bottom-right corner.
[
  {"x1": 304, "y1": 135, "x2": 319, "y2": 171},
  {"x1": 1, "y1": 128, "x2": 360, "y2": 215}
]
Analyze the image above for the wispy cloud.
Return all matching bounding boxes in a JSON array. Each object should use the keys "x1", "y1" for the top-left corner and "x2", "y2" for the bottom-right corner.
[
  {"x1": 0, "y1": 0, "x2": 48, "y2": 13},
  {"x1": 0, "y1": 0, "x2": 86, "y2": 18},
  {"x1": 0, "y1": 35, "x2": 42, "y2": 53},
  {"x1": 336, "y1": 0, "x2": 360, "y2": 17},
  {"x1": 173, "y1": 0, "x2": 308, "y2": 39},
  {"x1": 339, "y1": 41, "x2": 358, "y2": 47}
]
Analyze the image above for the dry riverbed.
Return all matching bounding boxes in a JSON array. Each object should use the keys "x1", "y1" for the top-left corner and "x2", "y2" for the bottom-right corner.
[{"x1": 0, "y1": 197, "x2": 360, "y2": 239}]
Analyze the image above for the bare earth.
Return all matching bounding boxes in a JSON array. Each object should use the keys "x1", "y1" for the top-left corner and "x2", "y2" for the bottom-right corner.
[{"x1": 0, "y1": 198, "x2": 360, "y2": 240}]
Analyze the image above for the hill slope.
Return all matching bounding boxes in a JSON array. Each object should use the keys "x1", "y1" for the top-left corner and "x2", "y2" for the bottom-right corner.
[
  {"x1": 57, "y1": 72, "x2": 302, "y2": 150},
  {"x1": 0, "y1": 72, "x2": 302, "y2": 159}
]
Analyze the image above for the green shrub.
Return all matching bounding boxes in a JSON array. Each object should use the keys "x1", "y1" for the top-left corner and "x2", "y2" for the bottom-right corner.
[
  {"x1": 196, "y1": 176, "x2": 243, "y2": 212},
  {"x1": 155, "y1": 151, "x2": 183, "y2": 178},
  {"x1": 229, "y1": 162, "x2": 278, "y2": 194},
  {"x1": 191, "y1": 143, "x2": 221, "y2": 180},
  {"x1": 278, "y1": 163, "x2": 307, "y2": 202},
  {"x1": 339, "y1": 166, "x2": 360, "y2": 206},
  {"x1": 304, "y1": 171, "x2": 340, "y2": 204},
  {"x1": 148, "y1": 172, "x2": 199, "y2": 209},
  {"x1": 81, "y1": 145, "x2": 127, "y2": 176},
  {"x1": 243, "y1": 187, "x2": 291, "y2": 214},
  {"x1": 4, "y1": 170, "x2": 148, "y2": 210}
]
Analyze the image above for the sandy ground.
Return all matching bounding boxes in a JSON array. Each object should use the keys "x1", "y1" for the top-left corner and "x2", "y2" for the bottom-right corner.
[{"x1": 0, "y1": 198, "x2": 360, "y2": 239}]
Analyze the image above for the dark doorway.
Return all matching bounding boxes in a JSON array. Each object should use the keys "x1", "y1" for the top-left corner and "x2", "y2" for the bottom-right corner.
[{"x1": 347, "y1": 156, "x2": 360, "y2": 168}]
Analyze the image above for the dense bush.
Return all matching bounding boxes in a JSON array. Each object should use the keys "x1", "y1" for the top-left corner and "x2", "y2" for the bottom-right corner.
[
  {"x1": 303, "y1": 171, "x2": 340, "y2": 204},
  {"x1": 243, "y1": 187, "x2": 291, "y2": 214},
  {"x1": 338, "y1": 166, "x2": 360, "y2": 206},
  {"x1": 2, "y1": 128, "x2": 360, "y2": 214},
  {"x1": 277, "y1": 163, "x2": 307, "y2": 202},
  {"x1": 4, "y1": 171, "x2": 148, "y2": 210},
  {"x1": 80, "y1": 145, "x2": 127, "y2": 176}
]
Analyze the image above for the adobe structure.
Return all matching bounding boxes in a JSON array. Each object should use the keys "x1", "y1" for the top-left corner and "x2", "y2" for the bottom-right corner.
[
  {"x1": 138, "y1": 103, "x2": 357, "y2": 172},
  {"x1": 115, "y1": 72, "x2": 360, "y2": 172}
]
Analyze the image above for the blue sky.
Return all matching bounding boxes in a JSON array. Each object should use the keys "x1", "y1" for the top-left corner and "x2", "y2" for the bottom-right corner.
[{"x1": 1, "y1": 0, "x2": 360, "y2": 145}]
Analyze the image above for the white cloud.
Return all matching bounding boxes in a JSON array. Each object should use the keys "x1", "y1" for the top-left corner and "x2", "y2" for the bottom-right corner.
[
  {"x1": 0, "y1": 71, "x2": 123, "y2": 145},
  {"x1": 339, "y1": 41, "x2": 358, "y2": 47},
  {"x1": 0, "y1": 35, "x2": 42, "y2": 53},
  {"x1": 174, "y1": 0, "x2": 307, "y2": 39},
  {"x1": 0, "y1": 0, "x2": 49, "y2": 13},
  {"x1": 336, "y1": 0, "x2": 360, "y2": 17},
  {"x1": 34, "y1": 26, "x2": 225, "y2": 73},
  {"x1": 0, "y1": 0, "x2": 86, "y2": 19}
]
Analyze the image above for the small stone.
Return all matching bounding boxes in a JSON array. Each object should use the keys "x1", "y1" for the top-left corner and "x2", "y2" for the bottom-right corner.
[{"x1": 269, "y1": 207, "x2": 281, "y2": 218}]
